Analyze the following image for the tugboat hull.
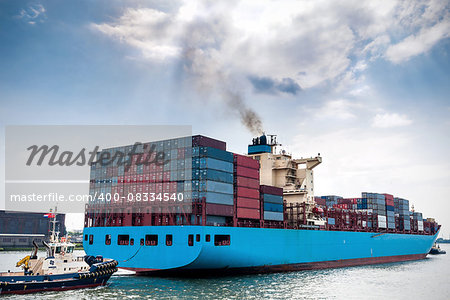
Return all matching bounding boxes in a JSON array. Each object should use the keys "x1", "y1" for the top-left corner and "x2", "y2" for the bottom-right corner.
[
  {"x1": 0, "y1": 259, "x2": 118, "y2": 295},
  {"x1": 0, "y1": 273, "x2": 112, "y2": 295}
]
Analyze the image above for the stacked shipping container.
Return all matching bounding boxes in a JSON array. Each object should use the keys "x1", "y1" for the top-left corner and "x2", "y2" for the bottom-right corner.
[
  {"x1": 362, "y1": 193, "x2": 386, "y2": 228},
  {"x1": 85, "y1": 134, "x2": 437, "y2": 235},
  {"x1": 233, "y1": 154, "x2": 261, "y2": 220},
  {"x1": 394, "y1": 198, "x2": 411, "y2": 230},
  {"x1": 196, "y1": 146, "x2": 235, "y2": 225},
  {"x1": 384, "y1": 194, "x2": 395, "y2": 229},
  {"x1": 260, "y1": 185, "x2": 284, "y2": 222},
  {"x1": 320, "y1": 195, "x2": 342, "y2": 207}
]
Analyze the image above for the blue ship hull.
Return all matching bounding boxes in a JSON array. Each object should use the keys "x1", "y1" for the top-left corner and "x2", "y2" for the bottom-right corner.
[{"x1": 83, "y1": 226, "x2": 439, "y2": 274}]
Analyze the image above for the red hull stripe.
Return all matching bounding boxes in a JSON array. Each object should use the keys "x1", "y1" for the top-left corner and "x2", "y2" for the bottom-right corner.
[
  {"x1": 129, "y1": 253, "x2": 427, "y2": 275},
  {"x1": 0, "y1": 282, "x2": 105, "y2": 295}
]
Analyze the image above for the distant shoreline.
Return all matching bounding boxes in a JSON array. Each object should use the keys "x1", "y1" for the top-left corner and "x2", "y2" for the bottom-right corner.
[{"x1": 0, "y1": 245, "x2": 84, "y2": 252}]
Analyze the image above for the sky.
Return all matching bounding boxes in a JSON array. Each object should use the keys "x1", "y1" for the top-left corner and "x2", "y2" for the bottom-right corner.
[{"x1": 0, "y1": 0, "x2": 449, "y2": 236}]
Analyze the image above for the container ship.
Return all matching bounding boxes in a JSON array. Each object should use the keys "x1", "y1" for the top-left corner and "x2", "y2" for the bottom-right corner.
[{"x1": 83, "y1": 135, "x2": 440, "y2": 275}]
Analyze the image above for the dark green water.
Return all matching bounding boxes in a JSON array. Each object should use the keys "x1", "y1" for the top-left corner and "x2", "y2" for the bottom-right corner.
[{"x1": 1, "y1": 245, "x2": 449, "y2": 299}]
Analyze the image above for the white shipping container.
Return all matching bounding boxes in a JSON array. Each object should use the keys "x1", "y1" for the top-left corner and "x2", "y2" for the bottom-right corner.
[
  {"x1": 378, "y1": 222, "x2": 387, "y2": 228},
  {"x1": 362, "y1": 221, "x2": 367, "y2": 227},
  {"x1": 418, "y1": 220, "x2": 424, "y2": 231},
  {"x1": 378, "y1": 215, "x2": 387, "y2": 223}
]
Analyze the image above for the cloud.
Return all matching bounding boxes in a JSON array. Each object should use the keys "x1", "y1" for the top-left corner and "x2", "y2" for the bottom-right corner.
[
  {"x1": 91, "y1": 8, "x2": 180, "y2": 61},
  {"x1": 19, "y1": 3, "x2": 46, "y2": 25},
  {"x1": 248, "y1": 76, "x2": 301, "y2": 95},
  {"x1": 315, "y1": 99, "x2": 361, "y2": 120},
  {"x1": 372, "y1": 113, "x2": 413, "y2": 128},
  {"x1": 91, "y1": 0, "x2": 449, "y2": 95},
  {"x1": 385, "y1": 19, "x2": 450, "y2": 63}
]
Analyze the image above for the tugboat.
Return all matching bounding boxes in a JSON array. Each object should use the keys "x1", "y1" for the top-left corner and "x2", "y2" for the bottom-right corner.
[
  {"x1": 0, "y1": 213, "x2": 118, "y2": 295},
  {"x1": 429, "y1": 243, "x2": 446, "y2": 255}
]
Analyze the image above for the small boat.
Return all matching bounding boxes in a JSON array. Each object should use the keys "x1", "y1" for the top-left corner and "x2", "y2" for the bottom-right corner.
[
  {"x1": 0, "y1": 214, "x2": 117, "y2": 295},
  {"x1": 429, "y1": 244, "x2": 446, "y2": 255}
]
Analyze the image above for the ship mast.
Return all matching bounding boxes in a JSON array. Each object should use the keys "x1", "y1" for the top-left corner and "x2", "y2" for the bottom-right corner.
[{"x1": 49, "y1": 207, "x2": 60, "y2": 243}]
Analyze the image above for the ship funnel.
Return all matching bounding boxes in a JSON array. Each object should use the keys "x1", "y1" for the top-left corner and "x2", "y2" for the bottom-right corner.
[{"x1": 248, "y1": 134, "x2": 279, "y2": 154}]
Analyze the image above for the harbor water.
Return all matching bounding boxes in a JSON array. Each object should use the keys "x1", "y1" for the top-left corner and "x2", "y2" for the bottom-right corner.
[{"x1": 1, "y1": 245, "x2": 449, "y2": 299}]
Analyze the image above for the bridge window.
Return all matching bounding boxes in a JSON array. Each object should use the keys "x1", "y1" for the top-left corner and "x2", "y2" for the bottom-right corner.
[
  {"x1": 89, "y1": 234, "x2": 93, "y2": 245},
  {"x1": 67, "y1": 246, "x2": 74, "y2": 253},
  {"x1": 166, "y1": 235, "x2": 173, "y2": 246},
  {"x1": 130, "y1": 238, "x2": 134, "y2": 246},
  {"x1": 105, "y1": 234, "x2": 111, "y2": 245},
  {"x1": 188, "y1": 234, "x2": 194, "y2": 246},
  {"x1": 140, "y1": 238, "x2": 144, "y2": 246},
  {"x1": 118, "y1": 235, "x2": 129, "y2": 245},
  {"x1": 145, "y1": 235, "x2": 158, "y2": 246},
  {"x1": 196, "y1": 234, "x2": 200, "y2": 242},
  {"x1": 84, "y1": 234, "x2": 88, "y2": 241},
  {"x1": 205, "y1": 234, "x2": 210, "y2": 242},
  {"x1": 214, "y1": 235, "x2": 230, "y2": 246}
]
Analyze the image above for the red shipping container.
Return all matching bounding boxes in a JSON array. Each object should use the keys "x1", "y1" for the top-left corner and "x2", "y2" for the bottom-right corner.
[
  {"x1": 205, "y1": 203, "x2": 234, "y2": 216},
  {"x1": 235, "y1": 166, "x2": 259, "y2": 179},
  {"x1": 234, "y1": 154, "x2": 260, "y2": 170},
  {"x1": 163, "y1": 182, "x2": 170, "y2": 192},
  {"x1": 383, "y1": 193, "x2": 394, "y2": 200},
  {"x1": 163, "y1": 172, "x2": 170, "y2": 182},
  {"x1": 236, "y1": 197, "x2": 260, "y2": 209},
  {"x1": 143, "y1": 173, "x2": 150, "y2": 183},
  {"x1": 315, "y1": 197, "x2": 326, "y2": 206},
  {"x1": 237, "y1": 207, "x2": 260, "y2": 219},
  {"x1": 147, "y1": 183, "x2": 156, "y2": 193},
  {"x1": 156, "y1": 172, "x2": 163, "y2": 182},
  {"x1": 259, "y1": 185, "x2": 283, "y2": 196},
  {"x1": 156, "y1": 183, "x2": 163, "y2": 193},
  {"x1": 235, "y1": 187, "x2": 259, "y2": 199},
  {"x1": 170, "y1": 182, "x2": 177, "y2": 193},
  {"x1": 192, "y1": 135, "x2": 226, "y2": 151},
  {"x1": 150, "y1": 173, "x2": 156, "y2": 183},
  {"x1": 235, "y1": 176, "x2": 259, "y2": 189}
]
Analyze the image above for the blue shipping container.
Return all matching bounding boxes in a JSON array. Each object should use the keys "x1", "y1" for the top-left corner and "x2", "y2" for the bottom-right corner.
[
  {"x1": 200, "y1": 191, "x2": 234, "y2": 205},
  {"x1": 264, "y1": 202, "x2": 283, "y2": 212},
  {"x1": 328, "y1": 217, "x2": 335, "y2": 225},
  {"x1": 198, "y1": 169, "x2": 233, "y2": 184},
  {"x1": 199, "y1": 180, "x2": 233, "y2": 194},
  {"x1": 193, "y1": 158, "x2": 233, "y2": 173},
  {"x1": 198, "y1": 147, "x2": 234, "y2": 163},
  {"x1": 263, "y1": 194, "x2": 283, "y2": 204},
  {"x1": 263, "y1": 211, "x2": 283, "y2": 221}
]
